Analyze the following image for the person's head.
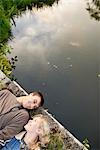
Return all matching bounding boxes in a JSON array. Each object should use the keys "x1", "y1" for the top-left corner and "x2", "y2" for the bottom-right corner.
[
  {"x1": 24, "y1": 114, "x2": 50, "y2": 149},
  {"x1": 22, "y1": 91, "x2": 44, "y2": 110}
]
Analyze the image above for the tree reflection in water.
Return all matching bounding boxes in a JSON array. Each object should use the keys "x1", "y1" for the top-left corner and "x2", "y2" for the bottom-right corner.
[
  {"x1": 86, "y1": 0, "x2": 100, "y2": 21},
  {"x1": 0, "y1": 0, "x2": 59, "y2": 43}
]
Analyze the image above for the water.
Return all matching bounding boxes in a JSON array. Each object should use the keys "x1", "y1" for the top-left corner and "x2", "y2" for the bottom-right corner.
[{"x1": 9, "y1": 0, "x2": 100, "y2": 149}]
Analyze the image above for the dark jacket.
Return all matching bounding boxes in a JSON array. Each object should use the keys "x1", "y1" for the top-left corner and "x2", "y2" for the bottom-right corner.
[{"x1": 0, "y1": 89, "x2": 29, "y2": 146}]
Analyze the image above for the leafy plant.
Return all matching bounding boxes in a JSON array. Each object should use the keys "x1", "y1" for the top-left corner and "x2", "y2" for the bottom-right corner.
[
  {"x1": 0, "y1": 44, "x2": 18, "y2": 79},
  {"x1": 45, "y1": 133, "x2": 64, "y2": 150},
  {"x1": 83, "y1": 138, "x2": 90, "y2": 150}
]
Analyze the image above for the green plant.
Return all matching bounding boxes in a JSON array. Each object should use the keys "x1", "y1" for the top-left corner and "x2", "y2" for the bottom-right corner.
[
  {"x1": 45, "y1": 133, "x2": 64, "y2": 150},
  {"x1": 83, "y1": 138, "x2": 90, "y2": 150},
  {"x1": 0, "y1": 44, "x2": 18, "y2": 80}
]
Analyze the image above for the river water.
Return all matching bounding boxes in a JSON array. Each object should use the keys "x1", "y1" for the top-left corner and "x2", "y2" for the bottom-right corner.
[{"x1": 9, "y1": 0, "x2": 100, "y2": 149}]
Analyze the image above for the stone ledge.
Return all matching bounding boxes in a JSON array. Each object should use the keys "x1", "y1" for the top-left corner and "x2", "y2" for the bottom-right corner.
[{"x1": 0, "y1": 70, "x2": 87, "y2": 150}]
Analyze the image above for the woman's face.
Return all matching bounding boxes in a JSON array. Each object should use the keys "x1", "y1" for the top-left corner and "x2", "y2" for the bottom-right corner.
[
  {"x1": 24, "y1": 117, "x2": 42, "y2": 132},
  {"x1": 24, "y1": 117, "x2": 43, "y2": 144}
]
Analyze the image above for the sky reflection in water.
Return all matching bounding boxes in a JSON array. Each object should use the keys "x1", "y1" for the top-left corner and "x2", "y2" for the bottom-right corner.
[{"x1": 9, "y1": 0, "x2": 100, "y2": 149}]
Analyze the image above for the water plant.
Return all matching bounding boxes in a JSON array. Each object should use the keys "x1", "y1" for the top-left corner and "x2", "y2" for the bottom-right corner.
[{"x1": 83, "y1": 138, "x2": 90, "y2": 150}]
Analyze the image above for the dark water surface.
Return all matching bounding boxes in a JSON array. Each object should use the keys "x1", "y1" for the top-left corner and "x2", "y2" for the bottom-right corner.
[{"x1": 9, "y1": 0, "x2": 100, "y2": 149}]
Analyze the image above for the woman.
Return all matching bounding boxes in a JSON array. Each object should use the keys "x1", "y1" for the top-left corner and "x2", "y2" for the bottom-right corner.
[{"x1": 1, "y1": 114, "x2": 50, "y2": 150}]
